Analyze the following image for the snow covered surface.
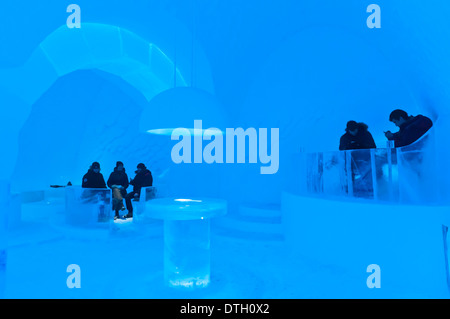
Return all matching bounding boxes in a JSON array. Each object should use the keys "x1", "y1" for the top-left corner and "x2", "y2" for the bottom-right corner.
[
  {"x1": 283, "y1": 193, "x2": 450, "y2": 298},
  {"x1": 1, "y1": 0, "x2": 450, "y2": 299},
  {"x1": 1, "y1": 193, "x2": 448, "y2": 299}
]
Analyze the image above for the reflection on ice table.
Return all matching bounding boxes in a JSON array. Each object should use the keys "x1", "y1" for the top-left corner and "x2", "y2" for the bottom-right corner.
[{"x1": 145, "y1": 198, "x2": 227, "y2": 289}]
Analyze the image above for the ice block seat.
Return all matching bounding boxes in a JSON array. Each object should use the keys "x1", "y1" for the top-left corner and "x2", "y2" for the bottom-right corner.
[
  {"x1": 132, "y1": 186, "x2": 158, "y2": 222},
  {"x1": 65, "y1": 186, "x2": 112, "y2": 228},
  {"x1": 145, "y1": 198, "x2": 227, "y2": 288}
]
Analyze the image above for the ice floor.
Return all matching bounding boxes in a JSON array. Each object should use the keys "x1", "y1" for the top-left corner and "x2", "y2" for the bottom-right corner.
[{"x1": 2, "y1": 197, "x2": 448, "y2": 299}]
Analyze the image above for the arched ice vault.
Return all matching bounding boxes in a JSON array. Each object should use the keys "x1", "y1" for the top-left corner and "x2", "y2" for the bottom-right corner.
[{"x1": 0, "y1": 22, "x2": 214, "y2": 181}]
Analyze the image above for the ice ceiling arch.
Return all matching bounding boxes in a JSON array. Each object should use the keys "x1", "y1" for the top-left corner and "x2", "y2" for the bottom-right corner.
[
  {"x1": 0, "y1": 23, "x2": 187, "y2": 106},
  {"x1": 0, "y1": 22, "x2": 215, "y2": 182}
]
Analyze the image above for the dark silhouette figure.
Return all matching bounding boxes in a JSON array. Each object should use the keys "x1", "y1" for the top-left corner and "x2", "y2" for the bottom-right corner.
[
  {"x1": 385, "y1": 109, "x2": 433, "y2": 148},
  {"x1": 339, "y1": 121, "x2": 376, "y2": 151},
  {"x1": 81, "y1": 162, "x2": 108, "y2": 220},
  {"x1": 123, "y1": 163, "x2": 153, "y2": 219},
  {"x1": 82, "y1": 162, "x2": 107, "y2": 189},
  {"x1": 339, "y1": 121, "x2": 377, "y2": 198},
  {"x1": 107, "y1": 161, "x2": 129, "y2": 219}
]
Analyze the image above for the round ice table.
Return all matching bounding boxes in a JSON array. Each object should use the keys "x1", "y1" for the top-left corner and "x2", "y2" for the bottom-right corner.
[{"x1": 145, "y1": 198, "x2": 227, "y2": 288}]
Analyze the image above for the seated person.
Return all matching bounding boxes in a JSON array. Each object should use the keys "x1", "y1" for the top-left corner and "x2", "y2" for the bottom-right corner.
[
  {"x1": 82, "y1": 162, "x2": 107, "y2": 189},
  {"x1": 107, "y1": 161, "x2": 129, "y2": 219},
  {"x1": 123, "y1": 163, "x2": 153, "y2": 219},
  {"x1": 384, "y1": 109, "x2": 433, "y2": 148},
  {"x1": 81, "y1": 162, "x2": 108, "y2": 217},
  {"x1": 339, "y1": 121, "x2": 376, "y2": 151}
]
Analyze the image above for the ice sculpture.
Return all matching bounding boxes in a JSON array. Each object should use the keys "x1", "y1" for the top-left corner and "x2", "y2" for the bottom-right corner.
[
  {"x1": 145, "y1": 198, "x2": 226, "y2": 288},
  {"x1": 0, "y1": 181, "x2": 9, "y2": 298},
  {"x1": 65, "y1": 186, "x2": 113, "y2": 228}
]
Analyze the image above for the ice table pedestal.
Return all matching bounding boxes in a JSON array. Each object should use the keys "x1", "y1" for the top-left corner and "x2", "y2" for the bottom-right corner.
[{"x1": 146, "y1": 198, "x2": 227, "y2": 288}]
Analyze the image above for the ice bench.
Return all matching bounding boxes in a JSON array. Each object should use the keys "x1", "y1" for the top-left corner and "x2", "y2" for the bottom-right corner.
[{"x1": 65, "y1": 186, "x2": 113, "y2": 228}]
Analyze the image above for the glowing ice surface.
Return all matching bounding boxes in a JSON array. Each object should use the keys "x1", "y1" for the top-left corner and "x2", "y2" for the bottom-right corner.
[
  {"x1": 65, "y1": 186, "x2": 113, "y2": 228},
  {"x1": 146, "y1": 198, "x2": 226, "y2": 288},
  {"x1": 164, "y1": 219, "x2": 211, "y2": 288}
]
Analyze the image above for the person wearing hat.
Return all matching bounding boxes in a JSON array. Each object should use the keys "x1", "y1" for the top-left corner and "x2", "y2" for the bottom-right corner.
[
  {"x1": 107, "y1": 161, "x2": 129, "y2": 219},
  {"x1": 339, "y1": 121, "x2": 376, "y2": 151},
  {"x1": 123, "y1": 163, "x2": 153, "y2": 219},
  {"x1": 82, "y1": 162, "x2": 107, "y2": 189},
  {"x1": 81, "y1": 162, "x2": 108, "y2": 220}
]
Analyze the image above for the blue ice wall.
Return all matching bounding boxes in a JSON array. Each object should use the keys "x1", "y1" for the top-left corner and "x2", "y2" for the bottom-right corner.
[
  {"x1": 0, "y1": 0, "x2": 449, "y2": 206},
  {"x1": 13, "y1": 69, "x2": 155, "y2": 191}
]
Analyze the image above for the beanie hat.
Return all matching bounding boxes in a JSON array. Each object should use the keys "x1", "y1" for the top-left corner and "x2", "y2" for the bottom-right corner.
[
  {"x1": 91, "y1": 162, "x2": 100, "y2": 169},
  {"x1": 116, "y1": 161, "x2": 124, "y2": 167},
  {"x1": 137, "y1": 163, "x2": 146, "y2": 169}
]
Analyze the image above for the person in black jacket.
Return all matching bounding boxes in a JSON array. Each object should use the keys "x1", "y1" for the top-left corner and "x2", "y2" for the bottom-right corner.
[
  {"x1": 107, "y1": 161, "x2": 129, "y2": 219},
  {"x1": 123, "y1": 163, "x2": 153, "y2": 219},
  {"x1": 339, "y1": 121, "x2": 377, "y2": 197},
  {"x1": 339, "y1": 121, "x2": 376, "y2": 151},
  {"x1": 81, "y1": 162, "x2": 108, "y2": 214},
  {"x1": 384, "y1": 109, "x2": 433, "y2": 148},
  {"x1": 82, "y1": 162, "x2": 107, "y2": 189}
]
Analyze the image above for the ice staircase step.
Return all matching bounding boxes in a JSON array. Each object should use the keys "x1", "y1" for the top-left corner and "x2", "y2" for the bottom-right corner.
[
  {"x1": 212, "y1": 223, "x2": 284, "y2": 242},
  {"x1": 238, "y1": 203, "x2": 281, "y2": 219},
  {"x1": 211, "y1": 203, "x2": 284, "y2": 242}
]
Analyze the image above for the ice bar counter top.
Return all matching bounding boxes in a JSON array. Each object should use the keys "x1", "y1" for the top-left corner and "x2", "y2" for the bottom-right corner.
[{"x1": 145, "y1": 198, "x2": 227, "y2": 288}]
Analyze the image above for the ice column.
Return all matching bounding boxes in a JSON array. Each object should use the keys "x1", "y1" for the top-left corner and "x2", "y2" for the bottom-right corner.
[
  {"x1": 164, "y1": 219, "x2": 211, "y2": 288},
  {"x1": 145, "y1": 198, "x2": 226, "y2": 289},
  {"x1": 0, "y1": 181, "x2": 9, "y2": 298}
]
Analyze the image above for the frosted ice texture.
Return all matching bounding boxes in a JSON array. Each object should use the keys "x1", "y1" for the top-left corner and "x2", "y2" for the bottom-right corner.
[
  {"x1": 65, "y1": 186, "x2": 113, "y2": 228},
  {"x1": 145, "y1": 198, "x2": 227, "y2": 220},
  {"x1": 164, "y1": 219, "x2": 210, "y2": 288},
  {"x1": 145, "y1": 198, "x2": 225, "y2": 288},
  {"x1": 132, "y1": 186, "x2": 158, "y2": 223},
  {"x1": 304, "y1": 130, "x2": 441, "y2": 204}
]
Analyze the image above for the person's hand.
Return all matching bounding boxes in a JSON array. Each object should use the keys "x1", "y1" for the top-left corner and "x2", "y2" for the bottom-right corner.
[{"x1": 384, "y1": 131, "x2": 394, "y2": 139}]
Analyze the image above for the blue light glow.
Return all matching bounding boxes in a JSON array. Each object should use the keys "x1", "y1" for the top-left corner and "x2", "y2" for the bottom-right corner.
[{"x1": 1, "y1": 0, "x2": 450, "y2": 299}]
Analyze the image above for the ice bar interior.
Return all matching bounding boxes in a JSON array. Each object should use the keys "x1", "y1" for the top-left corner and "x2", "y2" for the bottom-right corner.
[{"x1": 1, "y1": 0, "x2": 450, "y2": 298}]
